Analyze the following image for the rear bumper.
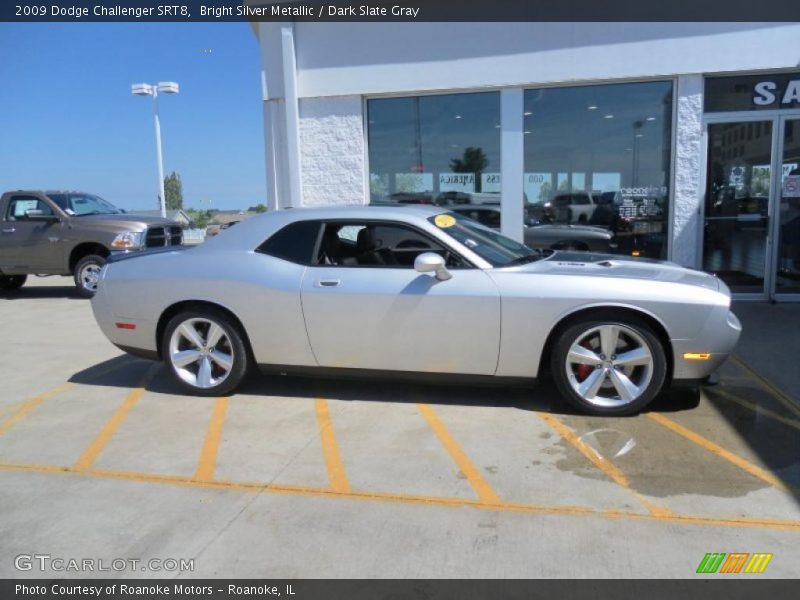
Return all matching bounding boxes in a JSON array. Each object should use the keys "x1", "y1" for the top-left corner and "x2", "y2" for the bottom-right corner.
[{"x1": 90, "y1": 270, "x2": 159, "y2": 356}]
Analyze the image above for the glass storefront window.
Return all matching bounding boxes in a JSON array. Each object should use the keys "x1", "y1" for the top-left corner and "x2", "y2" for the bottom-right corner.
[
  {"x1": 777, "y1": 119, "x2": 800, "y2": 293},
  {"x1": 523, "y1": 81, "x2": 673, "y2": 258},
  {"x1": 367, "y1": 92, "x2": 501, "y2": 207}
]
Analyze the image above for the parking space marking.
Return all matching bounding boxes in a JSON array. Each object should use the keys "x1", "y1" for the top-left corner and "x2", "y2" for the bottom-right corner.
[
  {"x1": 1, "y1": 459, "x2": 800, "y2": 532},
  {"x1": 732, "y1": 355, "x2": 800, "y2": 417},
  {"x1": 315, "y1": 399, "x2": 350, "y2": 493},
  {"x1": 417, "y1": 403, "x2": 501, "y2": 504},
  {"x1": 537, "y1": 412, "x2": 671, "y2": 517},
  {"x1": 647, "y1": 412, "x2": 797, "y2": 494},
  {"x1": 711, "y1": 387, "x2": 800, "y2": 432},
  {"x1": 195, "y1": 397, "x2": 229, "y2": 482},
  {"x1": 72, "y1": 365, "x2": 158, "y2": 472},
  {"x1": 0, "y1": 383, "x2": 74, "y2": 437}
]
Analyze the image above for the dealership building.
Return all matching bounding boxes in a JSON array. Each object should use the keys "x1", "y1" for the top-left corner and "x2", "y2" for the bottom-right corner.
[{"x1": 251, "y1": 21, "x2": 800, "y2": 301}]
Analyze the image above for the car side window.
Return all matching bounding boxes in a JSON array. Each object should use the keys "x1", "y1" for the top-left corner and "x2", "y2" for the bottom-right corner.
[
  {"x1": 6, "y1": 196, "x2": 53, "y2": 222},
  {"x1": 256, "y1": 220, "x2": 322, "y2": 265},
  {"x1": 314, "y1": 221, "x2": 469, "y2": 269}
]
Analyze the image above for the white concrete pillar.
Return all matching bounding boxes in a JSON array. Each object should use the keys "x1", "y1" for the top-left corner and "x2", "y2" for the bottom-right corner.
[
  {"x1": 501, "y1": 88, "x2": 524, "y2": 242},
  {"x1": 671, "y1": 74, "x2": 705, "y2": 268},
  {"x1": 257, "y1": 22, "x2": 302, "y2": 210}
]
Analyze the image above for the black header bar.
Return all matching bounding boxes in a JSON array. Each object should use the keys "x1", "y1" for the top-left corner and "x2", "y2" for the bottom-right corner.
[{"x1": 3, "y1": 0, "x2": 800, "y2": 22}]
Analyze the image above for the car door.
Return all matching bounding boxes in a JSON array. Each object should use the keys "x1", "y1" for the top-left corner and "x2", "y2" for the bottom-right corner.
[
  {"x1": 300, "y1": 220, "x2": 501, "y2": 375},
  {"x1": 0, "y1": 195, "x2": 63, "y2": 271}
]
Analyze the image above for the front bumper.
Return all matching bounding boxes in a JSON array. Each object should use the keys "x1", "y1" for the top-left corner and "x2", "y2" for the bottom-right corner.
[{"x1": 671, "y1": 309, "x2": 742, "y2": 381}]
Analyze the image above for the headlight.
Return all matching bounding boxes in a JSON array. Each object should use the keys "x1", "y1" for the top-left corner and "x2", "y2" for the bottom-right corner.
[{"x1": 111, "y1": 231, "x2": 145, "y2": 250}]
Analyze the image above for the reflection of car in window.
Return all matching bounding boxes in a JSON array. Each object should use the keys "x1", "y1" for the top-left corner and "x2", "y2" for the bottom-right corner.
[
  {"x1": 449, "y1": 205, "x2": 615, "y2": 253},
  {"x1": 547, "y1": 193, "x2": 597, "y2": 223}
]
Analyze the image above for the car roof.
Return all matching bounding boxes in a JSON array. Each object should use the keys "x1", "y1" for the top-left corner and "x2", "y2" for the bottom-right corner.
[{"x1": 201, "y1": 204, "x2": 449, "y2": 251}]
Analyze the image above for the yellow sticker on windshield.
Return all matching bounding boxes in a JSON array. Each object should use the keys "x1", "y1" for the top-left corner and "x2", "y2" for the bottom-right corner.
[{"x1": 434, "y1": 214, "x2": 456, "y2": 228}]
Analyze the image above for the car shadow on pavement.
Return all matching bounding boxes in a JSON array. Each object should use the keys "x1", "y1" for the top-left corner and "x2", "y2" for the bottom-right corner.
[
  {"x1": 69, "y1": 354, "x2": 701, "y2": 416},
  {"x1": 0, "y1": 284, "x2": 84, "y2": 300}
]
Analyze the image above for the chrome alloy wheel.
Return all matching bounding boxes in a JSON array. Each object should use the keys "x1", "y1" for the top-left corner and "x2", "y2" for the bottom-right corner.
[
  {"x1": 168, "y1": 317, "x2": 234, "y2": 389},
  {"x1": 79, "y1": 263, "x2": 102, "y2": 292},
  {"x1": 565, "y1": 324, "x2": 654, "y2": 408}
]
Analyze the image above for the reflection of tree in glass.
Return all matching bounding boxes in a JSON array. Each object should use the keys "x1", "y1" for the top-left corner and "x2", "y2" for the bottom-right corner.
[
  {"x1": 538, "y1": 181, "x2": 552, "y2": 202},
  {"x1": 450, "y1": 147, "x2": 488, "y2": 192},
  {"x1": 751, "y1": 166, "x2": 771, "y2": 197},
  {"x1": 370, "y1": 173, "x2": 389, "y2": 200}
]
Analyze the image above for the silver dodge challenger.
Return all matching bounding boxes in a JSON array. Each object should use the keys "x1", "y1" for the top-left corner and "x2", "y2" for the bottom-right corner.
[{"x1": 91, "y1": 206, "x2": 741, "y2": 415}]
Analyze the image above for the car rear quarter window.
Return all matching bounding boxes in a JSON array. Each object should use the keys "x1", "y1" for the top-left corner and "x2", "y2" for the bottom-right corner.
[{"x1": 256, "y1": 220, "x2": 321, "y2": 265}]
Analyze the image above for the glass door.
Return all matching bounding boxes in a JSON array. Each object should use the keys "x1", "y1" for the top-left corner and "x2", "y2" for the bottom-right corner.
[
  {"x1": 703, "y1": 120, "x2": 774, "y2": 297},
  {"x1": 775, "y1": 117, "x2": 800, "y2": 297}
]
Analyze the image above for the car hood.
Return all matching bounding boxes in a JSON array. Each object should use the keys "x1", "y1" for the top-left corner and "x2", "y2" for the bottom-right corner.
[
  {"x1": 510, "y1": 251, "x2": 721, "y2": 292},
  {"x1": 70, "y1": 214, "x2": 181, "y2": 229}
]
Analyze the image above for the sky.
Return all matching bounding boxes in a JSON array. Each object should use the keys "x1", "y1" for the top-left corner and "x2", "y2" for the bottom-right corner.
[{"x1": 0, "y1": 22, "x2": 266, "y2": 211}]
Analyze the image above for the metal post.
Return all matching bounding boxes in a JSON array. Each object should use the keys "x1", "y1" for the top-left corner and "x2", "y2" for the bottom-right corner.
[{"x1": 153, "y1": 88, "x2": 167, "y2": 218}]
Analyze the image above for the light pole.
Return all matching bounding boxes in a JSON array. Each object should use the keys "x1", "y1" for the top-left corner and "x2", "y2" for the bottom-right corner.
[{"x1": 131, "y1": 82, "x2": 179, "y2": 218}]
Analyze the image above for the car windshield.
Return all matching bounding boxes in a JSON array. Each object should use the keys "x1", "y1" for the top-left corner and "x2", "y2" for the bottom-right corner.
[
  {"x1": 428, "y1": 212, "x2": 541, "y2": 267},
  {"x1": 47, "y1": 193, "x2": 122, "y2": 216}
]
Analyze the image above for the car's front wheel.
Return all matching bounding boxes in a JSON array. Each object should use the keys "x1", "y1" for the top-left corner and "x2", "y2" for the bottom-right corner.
[
  {"x1": 551, "y1": 316, "x2": 667, "y2": 416},
  {"x1": 162, "y1": 309, "x2": 249, "y2": 397},
  {"x1": 0, "y1": 274, "x2": 27, "y2": 292},
  {"x1": 73, "y1": 254, "x2": 106, "y2": 298}
]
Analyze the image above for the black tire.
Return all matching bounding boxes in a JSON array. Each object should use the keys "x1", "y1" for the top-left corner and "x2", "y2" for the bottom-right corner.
[
  {"x1": 162, "y1": 309, "x2": 250, "y2": 397},
  {"x1": 0, "y1": 274, "x2": 27, "y2": 292},
  {"x1": 550, "y1": 315, "x2": 667, "y2": 416},
  {"x1": 73, "y1": 254, "x2": 107, "y2": 298}
]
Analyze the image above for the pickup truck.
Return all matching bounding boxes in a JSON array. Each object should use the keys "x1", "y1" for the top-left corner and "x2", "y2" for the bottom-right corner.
[{"x1": 0, "y1": 190, "x2": 183, "y2": 297}]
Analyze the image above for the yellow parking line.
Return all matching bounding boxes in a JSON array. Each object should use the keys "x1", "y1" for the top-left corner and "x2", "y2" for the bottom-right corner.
[
  {"x1": 73, "y1": 365, "x2": 157, "y2": 472},
  {"x1": 732, "y1": 355, "x2": 800, "y2": 417},
  {"x1": 195, "y1": 397, "x2": 229, "y2": 482},
  {"x1": 711, "y1": 387, "x2": 800, "y2": 432},
  {"x1": 0, "y1": 357, "x2": 146, "y2": 428},
  {"x1": 647, "y1": 412, "x2": 797, "y2": 494},
  {"x1": 0, "y1": 383, "x2": 74, "y2": 437},
  {"x1": 417, "y1": 403, "x2": 501, "y2": 504},
  {"x1": 1, "y1": 460, "x2": 800, "y2": 532},
  {"x1": 537, "y1": 412, "x2": 671, "y2": 517},
  {"x1": 315, "y1": 399, "x2": 350, "y2": 493}
]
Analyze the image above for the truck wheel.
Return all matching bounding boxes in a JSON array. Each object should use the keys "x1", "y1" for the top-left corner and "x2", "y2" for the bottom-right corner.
[
  {"x1": 73, "y1": 254, "x2": 106, "y2": 298},
  {"x1": 0, "y1": 275, "x2": 27, "y2": 292}
]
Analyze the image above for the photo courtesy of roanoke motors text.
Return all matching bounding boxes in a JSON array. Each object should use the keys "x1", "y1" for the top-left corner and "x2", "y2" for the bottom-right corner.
[{"x1": 1, "y1": 0, "x2": 800, "y2": 596}]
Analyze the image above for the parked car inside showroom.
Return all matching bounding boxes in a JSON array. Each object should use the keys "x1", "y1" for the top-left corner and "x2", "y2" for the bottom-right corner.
[
  {"x1": 91, "y1": 205, "x2": 740, "y2": 416},
  {"x1": 448, "y1": 204, "x2": 617, "y2": 252}
]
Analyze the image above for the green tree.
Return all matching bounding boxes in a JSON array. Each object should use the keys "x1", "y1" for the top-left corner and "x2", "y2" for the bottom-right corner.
[
  {"x1": 248, "y1": 204, "x2": 267, "y2": 213},
  {"x1": 186, "y1": 208, "x2": 212, "y2": 229},
  {"x1": 449, "y1": 147, "x2": 489, "y2": 192},
  {"x1": 164, "y1": 171, "x2": 183, "y2": 211}
]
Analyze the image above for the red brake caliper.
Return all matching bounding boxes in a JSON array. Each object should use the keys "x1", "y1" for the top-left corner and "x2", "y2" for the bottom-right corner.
[{"x1": 575, "y1": 341, "x2": 594, "y2": 381}]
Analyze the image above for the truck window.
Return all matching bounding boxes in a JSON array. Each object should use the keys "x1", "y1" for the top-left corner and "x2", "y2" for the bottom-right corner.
[{"x1": 5, "y1": 196, "x2": 54, "y2": 221}]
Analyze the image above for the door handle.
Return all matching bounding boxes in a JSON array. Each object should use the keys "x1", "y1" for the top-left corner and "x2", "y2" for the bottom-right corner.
[
  {"x1": 1, "y1": 228, "x2": 15, "y2": 233},
  {"x1": 316, "y1": 279, "x2": 340, "y2": 288}
]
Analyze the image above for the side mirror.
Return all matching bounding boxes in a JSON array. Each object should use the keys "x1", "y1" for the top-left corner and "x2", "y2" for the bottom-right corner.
[
  {"x1": 25, "y1": 209, "x2": 59, "y2": 222},
  {"x1": 414, "y1": 252, "x2": 452, "y2": 281}
]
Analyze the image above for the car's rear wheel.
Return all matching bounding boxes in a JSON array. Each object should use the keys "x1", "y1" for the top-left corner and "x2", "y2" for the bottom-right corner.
[
  {"x1": 162, "y1": 310, "x2": 249, "y2": 397},
  {"x1": 551, "y1": 316, "x2": 666, "y2": 416},
  {"x1": 74, "y1": 254, "x2": 106, "y2": 298},
  {"x1": 0, "y1": 274, "x2": 27, "y2": 292}
]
